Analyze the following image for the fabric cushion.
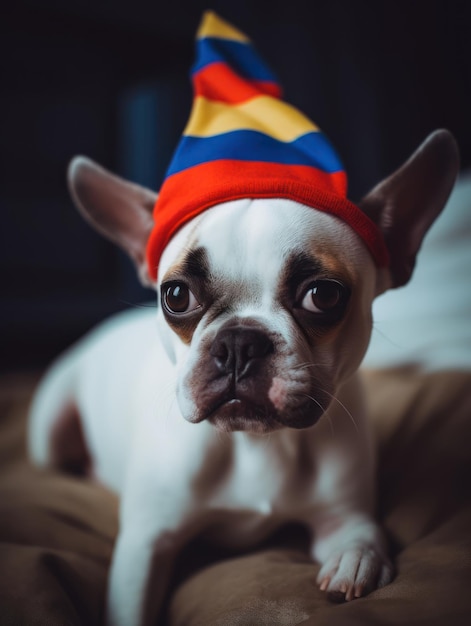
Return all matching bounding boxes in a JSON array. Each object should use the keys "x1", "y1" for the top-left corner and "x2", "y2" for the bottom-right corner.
[{"x1": 1, "y1": 368, "x2": 470, "y2": 624}]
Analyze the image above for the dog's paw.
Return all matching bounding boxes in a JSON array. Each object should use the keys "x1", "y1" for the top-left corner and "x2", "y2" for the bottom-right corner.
[{"x1": 317, "y1": 545, "x2": 393, "y2": 602}]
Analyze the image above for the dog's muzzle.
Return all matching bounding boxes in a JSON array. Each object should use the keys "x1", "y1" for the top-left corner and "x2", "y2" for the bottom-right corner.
[
  {"x1": 193, "y1": 323, "x2": 277, "y2": 431},
  {"x1": 186, "y1": 320, "x2": 329, "y2": 432}
]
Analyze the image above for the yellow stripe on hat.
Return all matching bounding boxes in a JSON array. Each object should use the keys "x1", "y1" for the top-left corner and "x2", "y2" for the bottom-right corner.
[
  {"x1": 185, "y1": 96, "x2": 319, "y2": 142},
  {"x1": 196, "y1": 11, "x2": 250, "y2": 42}
]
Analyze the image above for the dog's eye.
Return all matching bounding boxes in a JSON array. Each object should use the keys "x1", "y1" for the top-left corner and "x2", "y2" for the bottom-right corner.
[
  {"x1": 300, "y1": 280, "x2": 347, "y2": 314},
  {"x1": 163, "y1": 283, "x2": 200, "y2": 314}
]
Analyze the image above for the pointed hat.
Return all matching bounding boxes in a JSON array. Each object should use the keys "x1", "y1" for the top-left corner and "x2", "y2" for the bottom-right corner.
[{"x1": 146, "y1": 11, "x2": 389, "y2": 280}]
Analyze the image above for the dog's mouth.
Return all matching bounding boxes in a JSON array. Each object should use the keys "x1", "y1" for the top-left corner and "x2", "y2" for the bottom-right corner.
[
  {"x1": 206, "y1": 397, "x2": 282, "y2": 433},
  {"x1": 194, "y1": 388, "x2": 326, "y2": 433}
]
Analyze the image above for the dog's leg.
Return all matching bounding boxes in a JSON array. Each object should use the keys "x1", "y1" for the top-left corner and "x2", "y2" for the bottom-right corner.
[
  {"x1": 105, "y1": 421, "x2": 210, "y2": 626},
  {"x1": 105, "y1": 468, "x2": 201, "y2": 626},
  {"x1": 106, "y1": 523, "x2": 181, "y2": 626},
  {"x1": 309, "y1": 374, "x2": 393, "y2": 601},
  {"x1": 106, "y1": 496, "x2": 207, "y2": 626}
]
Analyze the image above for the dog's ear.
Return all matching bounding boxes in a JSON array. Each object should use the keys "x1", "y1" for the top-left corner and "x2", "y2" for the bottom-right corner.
[
  {"x1": 68, "y1": 156, "x2": 157, "y2": 287},
  {"x1": 359, "y1": 129, "x2": 459, "y2": 289}
]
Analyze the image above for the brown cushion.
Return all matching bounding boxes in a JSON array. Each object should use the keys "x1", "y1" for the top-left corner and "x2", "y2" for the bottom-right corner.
[
  {"x1": 168, "y1": 368, "x2": 471, "y2": 625},
  {"x1": 0, "y1": 375, "x2": 117, "y2": 626},
  {"x1": 1, "y1": 369, "x2": 470, "y2": 625}
]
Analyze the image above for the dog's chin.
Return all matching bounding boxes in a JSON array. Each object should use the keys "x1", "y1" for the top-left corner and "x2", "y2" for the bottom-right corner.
[
  {"x1": 199, "y1": 398, "x2": 323, "y2": 433},
  {"x1": 207, "y1": 399, "x2": 281, "y2": 434}
]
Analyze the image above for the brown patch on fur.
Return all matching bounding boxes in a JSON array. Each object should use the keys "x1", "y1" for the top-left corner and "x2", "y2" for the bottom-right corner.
[
  {"x1": 50, "y1": 402, "x2": 92, "y2": 476},
  {"x1": 161, "y1": 244, "x2": 209, "y2": 346},
  {"x1": 165, "y1": 318, "x2": 197, "y2": 346},
  {"x1": 190, "y1": 437, "x2": 234, "y2": 498},
  {"x1": 308, "y1": 249, "x2": 354, "y2": 285},
  {"x1": 296, "y1": 310, "x2": 349, "y2": 347},
  {"x1": 279, "y1": 250, "x2": 353, "y2": 349}
]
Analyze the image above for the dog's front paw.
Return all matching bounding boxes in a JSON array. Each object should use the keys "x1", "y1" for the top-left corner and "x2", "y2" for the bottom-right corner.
[{"x1": 317, "y1": 545, "x2": 393, "y2": 602}]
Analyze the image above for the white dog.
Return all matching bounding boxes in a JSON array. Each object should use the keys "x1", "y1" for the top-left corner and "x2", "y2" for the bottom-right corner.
[{"x1": 28, "y1": 12, "x2": 459, "y2": 626}]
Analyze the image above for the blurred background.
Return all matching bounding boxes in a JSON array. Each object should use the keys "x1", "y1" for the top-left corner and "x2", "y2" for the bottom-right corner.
[{"x1": 1, "y1": 0, "x2": 470, "y2": 372}]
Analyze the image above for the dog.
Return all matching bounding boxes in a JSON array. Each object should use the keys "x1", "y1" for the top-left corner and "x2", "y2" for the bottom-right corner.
[{"x1": 28, "y1": 12, "x2": 459, "y2": 626}]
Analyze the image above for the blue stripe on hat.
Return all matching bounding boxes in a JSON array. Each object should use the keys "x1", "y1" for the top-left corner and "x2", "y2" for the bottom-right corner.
[
  {"x1": 191, "y1": 38, "x2": 278, "y2": 83},
  {"x1": 166, "y1": 130, "x2": 344, "y2": 177}
]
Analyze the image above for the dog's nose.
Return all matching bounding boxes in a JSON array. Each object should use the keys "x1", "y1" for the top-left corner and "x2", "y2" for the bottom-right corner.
[{"x1": 210, "y1": 326, "x2": 273, "y2": 379}]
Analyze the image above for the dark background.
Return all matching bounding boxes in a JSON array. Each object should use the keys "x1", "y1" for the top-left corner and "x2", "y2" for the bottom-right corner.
[{"x1": 1, "y1": 0, "x2": 470, "y2": 372}]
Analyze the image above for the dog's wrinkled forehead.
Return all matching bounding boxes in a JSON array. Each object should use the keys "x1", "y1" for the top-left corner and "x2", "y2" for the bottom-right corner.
[{"x1": 159, "y1": 198, "x2": 371, "y2": 292}]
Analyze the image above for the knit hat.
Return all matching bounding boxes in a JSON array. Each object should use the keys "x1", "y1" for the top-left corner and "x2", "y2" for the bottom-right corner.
[{"x1": 146, "y1": 11, "x2": 389, "y2": 280}]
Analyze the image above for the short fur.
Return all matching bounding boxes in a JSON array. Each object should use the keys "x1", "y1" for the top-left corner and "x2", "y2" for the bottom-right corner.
[{"x1": 29, "y1": 130, "x2": 458, "y2": 625}]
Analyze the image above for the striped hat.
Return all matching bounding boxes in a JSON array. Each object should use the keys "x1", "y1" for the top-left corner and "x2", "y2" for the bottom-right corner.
[{"x1": 146, "y1": 11, "x2": 389, "y2": 280}]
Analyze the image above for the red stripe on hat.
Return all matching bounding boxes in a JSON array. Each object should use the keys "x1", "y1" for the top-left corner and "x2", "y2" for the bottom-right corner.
[
  {"x1": 193, "y1": 62, "x2": 282, "y2": 104},
  {"x1": 146, "y1": 160, "x2": 389, "y2": 280}
]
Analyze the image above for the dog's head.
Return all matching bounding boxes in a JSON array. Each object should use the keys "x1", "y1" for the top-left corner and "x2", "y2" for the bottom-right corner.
[{"x1": 68, "y1": 130, "x2": 458, "y2": 432}]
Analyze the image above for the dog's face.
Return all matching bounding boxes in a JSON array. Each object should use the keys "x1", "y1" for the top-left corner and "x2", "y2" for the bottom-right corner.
[
  {"x1": 66, "y1": 131, "x2": 458, "y2": 434},
  {"x1": 157, "y1": 198, "x2": 378, "y2": 433}
]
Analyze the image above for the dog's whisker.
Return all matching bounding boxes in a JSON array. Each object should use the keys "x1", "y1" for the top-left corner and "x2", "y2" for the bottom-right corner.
[
  {"x1": 301, "y1": 393, "x2": 335, "y2": 437},
  {"x1": 319, "y1": 388, "x2": 359, "y2": 433},
  {"x1": 371, "y1": 324, "x2": 402, "y2": 349},
  {"x1": 294, "y1": 362, "x2": 328, "y2": 371},
  {"x1": 324, "y1": 412, "x2": 335, "y2": 438},
  {"x1": 157, "y1": 383, "x2": 180, "y2": 428},
  {"x1": 118, "y1": 300, "x2": 157, "y2": 310},
  {"x1": 302, "y1": 393, "x2": 325, "y2": 412}
]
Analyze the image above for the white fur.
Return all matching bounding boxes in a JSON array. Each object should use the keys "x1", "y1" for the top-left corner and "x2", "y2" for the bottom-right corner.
[{"x1": 30, "y1": 198, "x2": 393, "y2": 625}]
